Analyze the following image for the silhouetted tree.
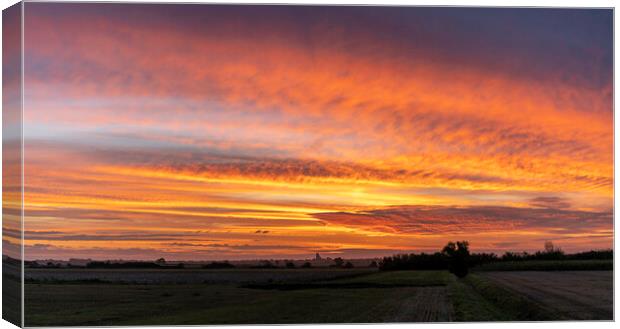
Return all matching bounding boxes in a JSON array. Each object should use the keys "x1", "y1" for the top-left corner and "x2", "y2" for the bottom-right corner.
[
  {"x1": 369, "y1": 260, "x2": 378, "y2": 268},
  {"x1": 344, "y1": 261, "x2": 354, "y2": 268},
  {"x1": 333, "y1": 257, "x2": 344, "y2": 267},
  {"x1": 301, "y1": 262, "x2": 312, "y2": 268},
  {"x1": 442, "y1": 241, "x2": 470, "y2": 278},
  {"x1": 285, "y1": 261, "x2": 296, "y2": 269}
]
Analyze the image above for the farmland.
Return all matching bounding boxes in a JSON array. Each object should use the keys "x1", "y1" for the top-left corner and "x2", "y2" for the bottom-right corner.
[
  {"x1": 25, "y1": 267, "x2": 374, "y2": 284},
  {"x1": 2, "y1": 260, "x2": 21, "y2": 326},
  {"x1": 474, "y1": 259, "x2": 612, "y2": 271},
  {"x1": 23, "y1": 266, "x2": 613, "y2": 326},
  {"x1": 479, "y1": 271, "x2": 613, "y2": 320}
]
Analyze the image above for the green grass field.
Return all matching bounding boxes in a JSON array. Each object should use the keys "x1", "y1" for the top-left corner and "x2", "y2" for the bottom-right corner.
[
  {"x1": 2, "y1": 262, "x2": 22, "y2": 326},
  {"x1": 25, "y1": 271, "x2": 454, "y2": 326},
  {"x1": 24, "y1": 266, "x2": 612, "y2": 326}
]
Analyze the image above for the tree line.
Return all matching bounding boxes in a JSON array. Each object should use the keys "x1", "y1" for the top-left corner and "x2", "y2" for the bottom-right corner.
[{"x1": 378, "y1": 241, "x2": 613, "y2": 277}]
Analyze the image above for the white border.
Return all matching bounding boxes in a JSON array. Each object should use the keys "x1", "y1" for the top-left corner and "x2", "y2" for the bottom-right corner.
[{"x1": 10, "y1": 0, "x2": 617, "y2": 7}]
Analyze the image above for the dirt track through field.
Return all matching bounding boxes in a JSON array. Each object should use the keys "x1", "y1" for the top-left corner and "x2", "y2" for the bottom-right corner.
[
  {"x1": 361, "y1": 286, "x2": 453, "y2": 322},
  {"x1": 391, "y1": 287, "x2": 453, "y2": 322},
  {"x1": 480, "y1": 271, "x2": 612, "y2": 320}
]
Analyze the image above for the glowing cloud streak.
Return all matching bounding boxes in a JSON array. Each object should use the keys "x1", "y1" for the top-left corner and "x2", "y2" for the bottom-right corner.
[{"x1": 19, "y1": 4, "x2": 613, "y2": 260}]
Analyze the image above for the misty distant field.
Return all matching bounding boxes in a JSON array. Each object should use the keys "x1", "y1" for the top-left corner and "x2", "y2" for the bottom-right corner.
[
  {"x1": 24, "y1": 266, "x2": 612, "y2": 326},
  {"x1": 25, "y1": 267, "x2": 374, "y2": 284}
]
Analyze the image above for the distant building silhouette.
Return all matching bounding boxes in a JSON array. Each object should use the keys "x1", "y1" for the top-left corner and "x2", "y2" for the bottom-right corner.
[
  {"x1": 544, "y1": 241, "x2": 555, "y2": 252},
  {"x1": 315, "y1": 252, "x2": 322, "y2": 261}
]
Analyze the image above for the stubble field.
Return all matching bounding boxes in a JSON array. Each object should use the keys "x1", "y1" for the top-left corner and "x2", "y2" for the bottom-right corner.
[{"x1": 23, "y1": 266, "x2": 613, "y2": 326}]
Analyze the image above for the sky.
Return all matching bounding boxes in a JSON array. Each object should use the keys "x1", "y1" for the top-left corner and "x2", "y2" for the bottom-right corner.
[
  {"x1": 10, "y1": 3, "x2": 613, "y2": 260},
  {"x1": 2, "y1": 2, "x2": 22, "y2": 261}
]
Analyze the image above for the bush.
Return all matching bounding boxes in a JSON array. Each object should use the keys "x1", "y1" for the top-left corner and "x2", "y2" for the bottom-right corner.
[
  {"x1": 251, "y1": 260, "x2": 277, "y2": 269},
  {"x1": 379, "y1": 252, "x2": 448, "y2": 271},
  {"x1": 568, "y1": 249, "x2": 613, "y2": 260},
  {"x1": 86, "y1": 261, "x2": 161, "y2": 269},
  {"x1": 468, "y1": 253, "x2": 498, "y2": 267},
  {"x1": 202, "y1": 261, "x2": 235, "y2": 269}
]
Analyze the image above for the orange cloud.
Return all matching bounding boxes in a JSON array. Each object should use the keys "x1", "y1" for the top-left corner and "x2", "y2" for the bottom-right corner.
[{"x1": 17, "y1": 4, "x2": 613, "y2": 260}]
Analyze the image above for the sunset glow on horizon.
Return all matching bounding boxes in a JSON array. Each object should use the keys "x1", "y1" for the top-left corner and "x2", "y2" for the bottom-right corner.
[{"x1": 9, "y1": 3, "x2": 613, "y2": 260}]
